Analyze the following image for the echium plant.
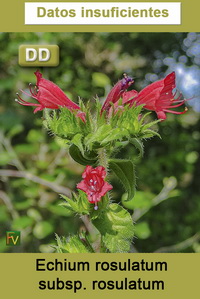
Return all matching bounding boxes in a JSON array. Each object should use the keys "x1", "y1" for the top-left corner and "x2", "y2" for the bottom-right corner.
[{"x1": 16, "y1": 70, "x2": 188, "y2": 253}]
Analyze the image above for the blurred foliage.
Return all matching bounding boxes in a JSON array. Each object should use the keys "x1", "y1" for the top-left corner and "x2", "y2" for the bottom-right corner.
[{"x1": 0, "y1": 32, "x2": 200, "y2": 253}]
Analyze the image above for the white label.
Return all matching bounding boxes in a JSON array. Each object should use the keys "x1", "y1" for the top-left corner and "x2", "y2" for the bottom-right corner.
[{"x1": 25, "y1": 2, "x2": 181, "y2": 25}]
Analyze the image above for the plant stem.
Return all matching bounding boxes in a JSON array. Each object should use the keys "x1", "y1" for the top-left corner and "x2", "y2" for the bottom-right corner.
[
  {"x1": 98, "y1": 148, "x2": 108, "y2": 170},
  {"x1": 80, "y1": 215, "x2": 101, "y2": 252}
]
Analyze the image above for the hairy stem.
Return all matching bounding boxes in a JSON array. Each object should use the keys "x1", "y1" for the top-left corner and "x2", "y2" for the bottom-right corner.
[
  {"x1": 98, "y1": 148, "x2": 108, "y2": 170},
  {"x1": 80, "y1": 215, "x2": 101, "y2": 252}
]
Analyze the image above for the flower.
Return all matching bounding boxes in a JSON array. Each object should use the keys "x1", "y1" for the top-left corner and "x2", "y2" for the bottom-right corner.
[
  {"x1": 77, "y1": 165, "x2": 113, "y2": 209},
  {"x1": 15, "y1": 70, "x2": 85, "y2": 121},
  {"x1": 122, "y1": 72, "x2": 188, "y2": 120},
  {"x1": 101, "y1": 73, "x2": 134, "y2": 113}
]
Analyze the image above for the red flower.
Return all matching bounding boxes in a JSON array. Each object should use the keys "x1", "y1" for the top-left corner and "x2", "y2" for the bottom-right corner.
[
  {"x1": 122, "y1": 72, "x2": 188, "y2": 120},
  {"x1": 77, "y1": 165, "x2": 113, "y2": 209},
  {"x1": 101, "y1": 73, "x2": 134, "y2": 113},
  {"x1": 16, "y1": 70, "x2": 85, "y2": 121}
]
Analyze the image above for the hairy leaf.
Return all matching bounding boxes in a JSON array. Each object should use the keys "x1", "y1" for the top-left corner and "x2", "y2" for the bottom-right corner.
[
  {"x1": 109, "y1": 158, "x2": 136, "y2": 201},
  {"x1": 69, "y1": 144, "x2": 98, "y2": 166},
  {"x1": 60, "y1": 191, "x2": 91, "y2": 215},
  {"x1": 100, "y1": 128, "x2": 130, "y2": 145},
  {"x1": 92, "y1": 203, "x2": 134, "y2": 252},
  {"x1": 54, "y1": 234, "x2": 91, "y2": 253},
  {"x1": 130, "y1": 138, "x2": 144, "y2": 158}
]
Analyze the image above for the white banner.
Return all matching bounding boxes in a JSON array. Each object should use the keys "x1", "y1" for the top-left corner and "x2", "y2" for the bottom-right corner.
[{"x1": 25, "y1": 2, "x2": 181, "y2": 25}]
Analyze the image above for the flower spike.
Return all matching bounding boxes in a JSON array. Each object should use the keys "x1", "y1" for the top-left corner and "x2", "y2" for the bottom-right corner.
[
  {"x1": 15, "y1": 70, "x2": 86, "y2": 121},
  {"x1": 123, "y1": 72, "x2": 188, "y2": 120},
  {"x1": 101, "y1": 73, "x2": 134, "y2": 113}
]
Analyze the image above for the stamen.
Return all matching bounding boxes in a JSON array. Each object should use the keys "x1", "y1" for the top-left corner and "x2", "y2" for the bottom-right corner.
[
  {"x1": 29, "y1": 83, "x2": 38, "y2": 96},
  {"x1": 19, "y1": 89, "x2": 37, "y2": 99},
  {"x1": 164, "y1": 102, "x2": 185, "y2": 109},
  {"x1": 164, "y1": 107, "x2": 188, "y2": 114},
  {"x1": 94, "y1": 203, "x2": 98, "y2": 210},
  {"x1": 15, "y1": 94, "x2": 40, "y2": 107},
  {"x1": 123, "y1": 73, "x2": 128, "y2": 79}
]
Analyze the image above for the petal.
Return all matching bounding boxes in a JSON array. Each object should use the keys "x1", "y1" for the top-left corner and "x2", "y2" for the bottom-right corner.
[
  {"x1": 156, "y1": 111, "x2": 167, "y2": 120},
  {"x1": 34, "y1": 70, "x2": 43, "y2": 86},
  {"x1": 122, "y1": 90, "x2": 139, "y2": 104},
  {"x1": 33, "y1": 106, "x2": 44, "y2": 113},
  {"x1": 95, "y1": 166, "x2": 107, "y2": 179},
  {"x1": 76, "y1": 111, "x2": 86, "y2": 122},
  {"x1": 101, "y1": 75, "x2": 134, "y2": 112},
  {"x1": 76, "y1": 180, "x2": 88, "y2": 193},
  {"x1": 36, "y1": 88, "x2": 66, "y2": 108},
  {"x1": 160, "y1": 72, "x2": 175, "y2": 99},
  {"x1": 98, "y1": 181, "x2": 113, "y2": 198},
  {"x1": 82, "y1": 165, "x2": 93, "y2": 178},
  {"x1": 157, "y1": 72, "x2": 176, "y2": 104},
  {"x1": 34, "y1": 71, "x2": 81, "y2": 110},
  {"x1": 134, "y1": 80, "x2": 164, "y2": 107}
]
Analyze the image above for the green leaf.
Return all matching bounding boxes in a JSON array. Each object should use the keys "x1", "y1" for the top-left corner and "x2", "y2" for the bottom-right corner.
[
  {"x1": 27, "y1": 208, "x2": 42, "y2": 221},
  {"x1": 111, "y1": 104, "x2": 143, "y2": 135},
  {"x1": 33, "y1": 221, "x2": 54, "y2": 239},
  {"x1": 84, "y1": 124, "x2": 112, "y2": 149},
  {"x1": 12, "y1": 216, "x2": 34, "y2": 229},
  {"x1": 109, "y1": 158, "x2": 136, "y2": 201},
  {"x1": 71, "y1": 133, "x2": 84, "y2": 155},
  {"x1": 47, "y1": 204, "x2": 73, "y2": 217},
  {"x1": 15, "y1": 199, "x2": 34, "y2": 211},
  {"x1": 92, "y1": 203, "x2": 134, "y2": 253},
  {"x1": 90, "y1": 195, "x2": 110, "y2": 220},
  {"x1": 122, "y1": 191, "x2": 154, "y2": 210},
  {"x1": 141, "y1": 129, "x2": 161, "y2": 139},
  {"x1": 92, "y1": 72, "x2": 110, "y2": 87},
  {"x1": 44, "y1": 108, "x2": 81, "y2": 140},
  {"x1": 0, "y1": 152, "x2": 13, "y2": 166},
  {"x1": 39, "y1": 244, "x2": 55, "y2": 253},
  {"x1": 26, "y1": 129, "x2": 44, "y2": 143},
  {"x1": 54, "y1": 234, "x2": 92, "y2": 253},
  {"x1": 54, "y1": 234, "x2": 66, "y2": 253},
  {"x1": 130, "y1": 138, "x2": 144, "y2": 158},
  {"x1": 100, "y1": 128, "x2": 130, "y2": 145},
  {"x1": 60, "y1": 190, "x2": 91, "y2": 215},
  {"x1": 138, "y1": 111, "x2": 152, "y2": 124},
  {"x1": 60, "y1": 192, "x2": 110, "y2": 219},
  {"x1": 7, "y1": 124, "x2": 24, "y2": 138},
  {"x1": 64, "y1": 235, "x2": 93, "y2": 253},
  {"x1": 69, "y1": 144, "x2": 98, "y2": 166},
  {"x1": 14, "y1": 144, "x2": 39, "y2": 155},
  {"x1": 0, "y1": 206, "x2": 9, "y2": 222},
  {"x1": 141, "y1": 118, "x2": 160, "y2": 131},
  {"x1": 134, "y1": 221, "x2": 151, "y2": 239}
]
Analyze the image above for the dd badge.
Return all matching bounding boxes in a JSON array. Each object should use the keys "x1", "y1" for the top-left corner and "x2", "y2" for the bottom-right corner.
[{"x1": 19, "y1": 45, "x2": 59, "y2": 67}]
